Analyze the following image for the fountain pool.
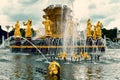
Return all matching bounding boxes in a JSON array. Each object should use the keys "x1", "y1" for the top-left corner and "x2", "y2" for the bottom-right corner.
[{"x1": 0, "y1": 49, "x2": 120, "y2": 80}]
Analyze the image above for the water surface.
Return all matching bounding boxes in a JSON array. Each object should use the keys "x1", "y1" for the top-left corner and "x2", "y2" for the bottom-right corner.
[{"x1": 0, "y1": 49, "x2": 120, "y2": 80}]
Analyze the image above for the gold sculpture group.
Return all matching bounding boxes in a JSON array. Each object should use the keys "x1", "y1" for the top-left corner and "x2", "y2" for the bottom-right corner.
[
  {"x1": 86, "y1": 19, "x2": 102, "y2": 39},
  {"x1": 13, "y1": 17, "x2": 53, "y2": 39},
  {"x1": 13, "y1": 17, "x2": 102, "y2": 41},
  {"x1": 12, "y1": 18, "x2": 32, "y2": 38}
]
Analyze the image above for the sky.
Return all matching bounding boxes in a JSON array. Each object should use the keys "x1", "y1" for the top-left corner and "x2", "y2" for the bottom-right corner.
[{"x1": 0, "y1": 0, "x2": 120, "y2": 32}]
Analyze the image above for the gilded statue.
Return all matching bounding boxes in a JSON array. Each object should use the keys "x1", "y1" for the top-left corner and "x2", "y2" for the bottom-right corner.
[
  {"x1": 86, "y1": 19, "x2": 92, "y2": 37},
  {"x1": 42, "y1": 16, "x2": 52, "y2": 36},
  {"x1": 12, "y1": 21, "x2": 21, "y2": 38},
  {"x1": 23, "y1": 18, "x2": 32, "y2": 38},
  {"x1": 96, "y1": 21, "x2": 102, "y2": 38},
  {"x1": 48, "y1": 61, "x2": 61, "y2": 75}
]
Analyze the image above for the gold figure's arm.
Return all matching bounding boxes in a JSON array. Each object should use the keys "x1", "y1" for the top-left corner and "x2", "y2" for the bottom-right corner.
[
  {"x1": 42, "y1": 21, "x2": 45, "y2": 25},
  {"x1": 23, "y1": 22, "x2": 26, "y2": 26},
  {"x1": 12, "y1": 26, "x2": 14, "y2": 29},
  {"x1": 30, "y1": 20, "x2": 32, "y2": 26}
]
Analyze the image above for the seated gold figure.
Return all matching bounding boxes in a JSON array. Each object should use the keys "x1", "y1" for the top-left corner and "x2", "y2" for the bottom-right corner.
[
  {"x1": 86, "y1": 19, "x2": 92, "y2": 37},
  {"x1": 74, "y1": 53, "x2": 78, "y2": 61},
  {"x1": 42, "y1": 16, "x2": 52, "y2": 36},
  {"x1": 23, "y1": 19, "x2": 32, "y2": 38},
  {"x1": 12, "y1": 21, "x2": 21, "y2": 38},
  {"x1": 58, "y1": 51, "x2": 63, "y2": 59}
]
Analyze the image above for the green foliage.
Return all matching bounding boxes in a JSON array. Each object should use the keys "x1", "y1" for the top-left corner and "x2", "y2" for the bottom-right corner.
[
  {"x1": 20, "y1": 29, "x2": 25, "y2": 37},
  {"x1": 31, "y1": 28, "x2": 36, "y2": 37},
  {"x1": 102, "y1": 28, "x2": 117, "y2": 41}
]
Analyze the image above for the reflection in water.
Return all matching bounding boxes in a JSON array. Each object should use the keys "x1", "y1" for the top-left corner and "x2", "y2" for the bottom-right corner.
[
  {"x1": 61, "y1": 64, "x2": 75, "y2": 80},
  {"x1": 13, "y1": 55, "x2": 21, "y2": 60},
  {"x1": 86, "y1": 65, "x2": 102, "y2": 80},
  {"x1": 95, "y1": 67, "x2": 102, "y2": 79},
  {"x1": 25, "y1": 55, "x2": 33, "y2": 80},
  {"x1": 13, "y1": 55, "x2": 33, "y2": 80},
  {"x1": 13, "y1": 55, "x2": 22, "y2": 79},
  {"x1": 87, "y1": 66, "x2": 92, "y2": 80},
  {"x1": 46, "y1": 75, "x2": 61, "y2": 80},
  {"x1": 59, "y1": 63, "x2": 103, "y2": 80},
  {"x1": 25, "y1": 64, "x2": 33, "y2": 80}
]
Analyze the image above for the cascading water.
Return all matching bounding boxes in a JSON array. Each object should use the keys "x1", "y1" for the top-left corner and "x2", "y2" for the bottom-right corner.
[
  {"x1": 0, "y1": 36, "x2": 5, "y2": 48},
  {"x1": 63, "y1": 16, "x2": 69, "y2": 54},
  {"x1": 63, "y1": 16, "x2": 79, "y2": 59}
]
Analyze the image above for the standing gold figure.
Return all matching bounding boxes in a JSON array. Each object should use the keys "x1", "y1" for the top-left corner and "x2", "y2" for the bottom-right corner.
[
  {"x1": 23, "y1": 19, "x2": 32, "y2": 38},
  {"x1": 12, "y1": 21, "x2": 21, "y2": 38},
  {"x1": 86, "y1": 19, "x2": 92, "y2": 37},
  {"x1": 42, "y1": 16, "x2": 52, "y2": 36},
  {"x1": 96, "y1": 21, "x2": 102, "y2": 38}
]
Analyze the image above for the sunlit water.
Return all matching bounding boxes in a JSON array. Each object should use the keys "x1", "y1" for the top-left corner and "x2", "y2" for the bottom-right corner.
[{"x1": 0, "y1": 49, "x2": 120, "y2": 80}]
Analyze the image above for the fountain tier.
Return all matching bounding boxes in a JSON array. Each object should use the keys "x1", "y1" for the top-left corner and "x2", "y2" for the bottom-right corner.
[{"x1": 42, "y1": 5, "x2": 72, "y2": 38}]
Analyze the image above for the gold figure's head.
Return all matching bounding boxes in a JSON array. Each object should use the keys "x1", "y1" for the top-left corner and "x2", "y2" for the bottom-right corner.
[
  {"x1": 87, "y1": 19, "x2": 90, "y2": 22},
  {"x1": 46, "y1": 16, "x2": 49, "y2": 20},
  {"x1": 98, "y1": 21, "x2": 100, "y2": 23},
  {"x1": 97, "y1": 21, "x2": 101, "y2": 26},
  {"x1": 28, "y1": 18, "x2": 31, "y2": 21},
  {"x1": 87, "y1": 19, "x2": 91, "y2": 24},
  {"x1": 16, "y1": 21, "x2": 19, "y2": 23},
  {"x1": 28, "y1": 18, "x2": 32, "y2": 26},
  {"x1": 27, "y1": 18, "x2": 31, "y2": 22}
]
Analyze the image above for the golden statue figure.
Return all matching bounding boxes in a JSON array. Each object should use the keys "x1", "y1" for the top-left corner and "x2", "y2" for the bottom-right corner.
[
  {"x1": 58, "y1": 51, "x2": 63, "y2": 59},
  {"x1": 96, "y1": 21, "x2": 102, "y2": 38},
  {"x1": 63, "y1": 52, "x2": 67, "y2": 60},
  {"x1": 83, "y1": 52, "x2": 90, "y2": 60},
  {"x1": 48, "y1": 61, "x2": 61, "y2": 75},
  {"x1": 42, "y1": 16, "x2": 52, "y2": 36},
  {"x1": 12, "y1": 21, "x2": 21, "y2": 38},
  {"x1": 23, "y1": 18, "x2": 32, "y2": 38},
  {"x1": 86, "y1": 19, "x2": 92, "y2": 37},
  {"x1": 74, "y1": 53, "x2": 78, "y2": 61}
]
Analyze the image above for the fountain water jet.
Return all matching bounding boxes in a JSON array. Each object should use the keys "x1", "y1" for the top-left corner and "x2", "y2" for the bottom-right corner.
[{"x1": 3, "y1": 36, "x2": 50, "y2": 63}]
